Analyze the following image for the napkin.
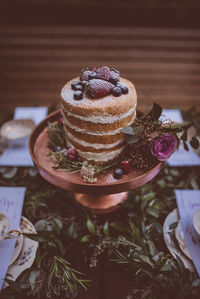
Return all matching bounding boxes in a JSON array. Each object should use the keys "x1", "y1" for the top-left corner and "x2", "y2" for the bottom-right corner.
[
  {"x1": 0, "y1": 187, "x2": 26, "y2": 290},
  {"x1": 160, "y1": 109, "x2": 200, "y2": 167}
]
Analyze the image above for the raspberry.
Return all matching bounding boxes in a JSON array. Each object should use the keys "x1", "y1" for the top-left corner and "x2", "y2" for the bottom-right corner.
[
  {"x1": 95, "y1": 66, "x2": 111, "y2": 81},
  {"x1": 65, "y1": 148, "x2": 78, "y2": 161},
  {"x1": 86, "y1": 79, "x2": 114, "y2": 98},
  {"x1": 119, "y1": 160, "x2": 131, "y2": 174}
]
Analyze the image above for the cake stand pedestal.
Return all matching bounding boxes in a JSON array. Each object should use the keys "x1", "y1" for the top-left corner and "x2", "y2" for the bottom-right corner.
[{"x1": 29, "y1": 110, "x2": 163, "y2": 214}]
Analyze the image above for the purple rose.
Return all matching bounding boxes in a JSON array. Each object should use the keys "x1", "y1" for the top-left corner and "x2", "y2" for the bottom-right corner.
[{"x1": 149, "y1": 134, "x2": 178, "y2": 161}]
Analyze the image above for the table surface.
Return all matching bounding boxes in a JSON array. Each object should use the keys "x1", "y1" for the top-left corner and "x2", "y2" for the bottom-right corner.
[{"x1": 0, "y1": 25, "x2": 200, "y2": 111}]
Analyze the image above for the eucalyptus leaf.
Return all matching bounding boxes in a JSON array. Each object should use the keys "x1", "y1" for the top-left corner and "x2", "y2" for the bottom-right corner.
[
  {"x1": 140, "y1": 102, "x2": 162, "y2": 120},
  {"x1": 146, "y1": 207, "x2": 159, "y2": 218},
  {"x1": 183, "y1": 142, "x2": 189, "y2": 151},
  {"x1": 103, "y1": 221, "x2": 109, "y2": 237},
  {"x1": 163, "y1": 121, "x2": 192, "y2": 132},
  {"x1": 139, "y1": 255, "x2": 154, "y2": 268},
  {"x1": 86, "y1": 218, "x2": 95, "y2": 234},
  {"x1": 127, "y1": 136, "x2": 140, "y2": 144},
  {"x1": 80, "y1": 235, "x2": 91, "y2": 243},
  {"x1": 190, "y1": 136, "x2": 199, "y2": 150},
  {"x1": 122, "y1": 126, "x2": 135, "y2": 135}
]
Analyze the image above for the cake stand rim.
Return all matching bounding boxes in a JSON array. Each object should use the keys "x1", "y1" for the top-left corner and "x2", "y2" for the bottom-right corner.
[{"x1": 29, "y1": 109, "x2": 163, "y2": 192}]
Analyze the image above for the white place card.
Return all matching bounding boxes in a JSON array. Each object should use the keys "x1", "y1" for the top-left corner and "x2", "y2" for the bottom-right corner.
[
  {"x1": 0, "y1": 107, "x2": 48, "y2": 166},
  {"x1": 0, "y1": 187, "x2": 26, "y2": 290},
  {"x1": 14, "y1": 107, "x2": 48, "y2": 125},
  {"x1": 160, "y1": 109, "x2": 200, "y2": 167},
  {"x1": 175, "y1": 190, "x2": 200, "y2": 276}
]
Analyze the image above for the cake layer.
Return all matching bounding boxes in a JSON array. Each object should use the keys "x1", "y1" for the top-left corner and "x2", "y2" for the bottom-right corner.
[
  {"x1": 66, "y1": 131, "x2": 125, "y2": 153},
  {"x1": 64, "y1": 123, "x2": 123, "y2": 144},
  {"x1": 63, "y1": 110, "x2": 136, "y2": 132},
  {"x1": 66, "y1": 139, "x2": 124, "y2": 164},
  {"x1": 61, "y1": 77, "x2": 137, "y2": 117},
  {"x1": 62, "y1": 104, "x2": 136, "y2": 124}
]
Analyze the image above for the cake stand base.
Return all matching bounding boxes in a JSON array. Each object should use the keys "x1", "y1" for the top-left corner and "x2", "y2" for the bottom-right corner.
[{"x1": 74, "y1": 192, "x2": 128, "y2": 214}]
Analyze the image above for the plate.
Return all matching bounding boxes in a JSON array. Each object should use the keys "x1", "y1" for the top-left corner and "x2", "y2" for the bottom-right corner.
[
  {"x1": 175, "y1": 220, "x2": 192, "y2": 260},
  {"x1": 163, "y1": 209, "x2": 194, "y2": 272},
  {"x1": 3, "y1": 216, "x2": 38, "y2": 288},
  {"x1": 0, "y1": 212, "x2": 10, "y2": 242},
  {"x1": 192, "y1": 209, "x2": 200, "y2": 237},
  {"x1": 8, "y1": 234, "x2": 23, "y2": 267}
]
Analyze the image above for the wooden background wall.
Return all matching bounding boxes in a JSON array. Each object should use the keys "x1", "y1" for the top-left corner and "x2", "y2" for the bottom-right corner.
[{"x1": 0, "y1": 25, "x2": 200, "y2": 111}]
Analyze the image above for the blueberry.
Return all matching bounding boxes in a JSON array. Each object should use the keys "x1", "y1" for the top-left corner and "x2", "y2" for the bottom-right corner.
[
  {"x1": 114, "y1": 168, "x2": 124, "y2": 179},
  {"x1": 88, "y1": 72, "x2": 97, "y2": 80},
  {"x1": 112, "y1": 87, "x2": 122, "y2": 97},
  {"x1": 71, "y1": 80, "x2": 79, "y2": 90},
  {"x1": 121, "y1": 85, "x2": 129, "y2": 94},
  {"x1": 74, "y1": 91, "x2": 83, "y2": 100},
  {"x1": 116, "y1": 82, "x2": 123, "y2": 88},
  {"x1": 74, "y1": 84, "x2": 83, "y2": 91},
  {"x1": 54, "y1": 146, "x2": 62, "y2": 152},
  {"x1": 110, "y1": 72, "x2": 119, "y2": 85}
]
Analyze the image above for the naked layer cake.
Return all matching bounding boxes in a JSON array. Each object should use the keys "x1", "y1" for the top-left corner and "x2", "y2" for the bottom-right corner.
[{"x1": 61, "y1": 67, "x2": 137, "y2": 164}]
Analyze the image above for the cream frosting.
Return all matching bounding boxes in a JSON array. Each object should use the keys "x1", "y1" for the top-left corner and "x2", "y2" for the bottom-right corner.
[
  {"x1": 66, "y1": 140, "x2": 125, "y2": 162},
  {"x1": 66, "y1": 131, "x2": 124, "y2": 149}
]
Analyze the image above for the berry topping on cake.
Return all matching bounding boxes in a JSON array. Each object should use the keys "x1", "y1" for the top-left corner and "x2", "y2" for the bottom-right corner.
[
  {"x1": 71, "y1": 66, "x2": 129, "y2": 99},
  {"x1": 86, "y1": 79, "x2": 115, "y2": 98},
  {"x1": 119, "y1": 160, "x2": 131, "y2": 174},
  {"x1": 74, "y1": 84, "x2": 83, "y2": 91},
  {"x1": 109, "y1": 71, "x2": 120, "y2": 84},
  {"x1": 80, "y1": 70, "x2": 91, "y2": 81},
  {"x1": 71, "y1": 80, "x2": 80, "y2": 90},
  {"x1": 114, "y1": 168, "x2": 124, "y2": 179},
  {"x1": 121, "y1": 85, "x2": 129, "y2": 94},
  {"x1": 74, "y1": 90, "x2": 83, "y2": 100},
  {"x1": 88, "y1": 71, "x2": 97, "y2": 80},
  {"x1": 94, "y1": 66, "x2": 111, "y2": 81},
  {"x1": 112, "y1": 86, "x2": 122, "y2": 97},
  {"x1": 65, "y1": 148, "x2": 78, "y2": 161}
]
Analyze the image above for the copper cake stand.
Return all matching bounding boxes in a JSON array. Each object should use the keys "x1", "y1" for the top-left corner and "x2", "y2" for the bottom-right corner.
[{"x1": 29, "y1": 110, "x2": 163, "y2": 214}]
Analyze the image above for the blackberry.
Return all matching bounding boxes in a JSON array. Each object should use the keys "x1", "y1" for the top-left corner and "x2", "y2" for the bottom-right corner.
[
  {"x1": 112, "y1": 87, "x2": 122, "y2": 97},
  {"x1": 71, "y1": 80, "x2": 79, "y2": 90},
  {"x1": 114, "y1": 168, "x2": 124, "y2": 179},
  {"x1": 74, "y1": 91, "x2": 83, "y2": 100},
  {"x1": 74, "y1": 84, "x2": 83, "y2": 91},
  {"x1": 121, "y1": 85, "x2": 129, "y2": 94},
  {"x1": 88, "y1": 72, "x2": 97, "y2": 80}
]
